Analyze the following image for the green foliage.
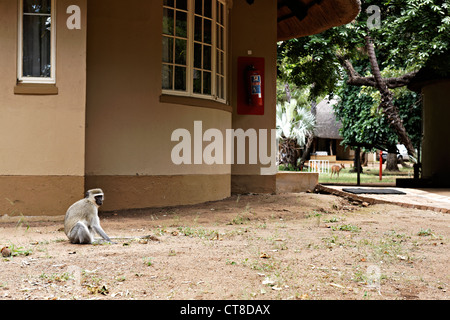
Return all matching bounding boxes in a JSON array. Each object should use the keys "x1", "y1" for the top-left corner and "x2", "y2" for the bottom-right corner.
[
  {"x1": 375, "y1": 0, "x2": 450, "y2": 71},
  {"x1": 276, "y1": 98, "x2": 315, "y2": 147},
  {"x1": 334, "y1": 71, "x2": 421, "y2": 151},
  {"x1": 276, "y1": 85, "x2": 316, "y2": 169},
  {"x1": 277, "y1": 0, "x2": 440, "y2": 150},
  {"x1": 278, "y1": 0, "x2": 450, "y2": 97},
  {"x1": 334, "y1": 80, "x2": 395, "y2": 151}
]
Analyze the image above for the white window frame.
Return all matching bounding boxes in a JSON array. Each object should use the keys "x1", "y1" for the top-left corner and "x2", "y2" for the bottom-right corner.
[
  {"x1": 17, "y1": 0, "x2": 56, "y2": 84},
  {"x1": 162, "y1": 0, "x2": 228, "y2": 104}
]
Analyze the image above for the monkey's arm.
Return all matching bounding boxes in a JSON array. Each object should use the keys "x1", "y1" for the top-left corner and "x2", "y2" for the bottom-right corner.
[{"x1": 92, "y1": 224, "x2": 112, "y2": 242}]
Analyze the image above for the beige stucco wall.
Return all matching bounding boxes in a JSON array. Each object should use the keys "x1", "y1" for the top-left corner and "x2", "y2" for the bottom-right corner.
[
  {"x1": 0, "y1": 0, "x2": 279, "y2": 214},
  {"x1": 0, "y1": 0, "x2": 87, "y2": 215},
  {"x1": 0, "y1": 0, "x2": 87, "y2": 176},
  {"x1": 421, "y1": 80, "x2": 450, "y2": 186},
  {"x1": 85, "y1": 0, "x2": 232, "y2": 210},
  {"x1": 230, "y1": 0, "x2": 277, "y2": 192},
  {"x1": 86, "y1": 0, "x2": 231, "y2": 177}
]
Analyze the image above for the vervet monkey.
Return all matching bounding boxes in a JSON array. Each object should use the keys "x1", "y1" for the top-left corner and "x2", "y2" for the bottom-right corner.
[{"x1": 64, "y1": 188, "x2": 112, "y2": 244}]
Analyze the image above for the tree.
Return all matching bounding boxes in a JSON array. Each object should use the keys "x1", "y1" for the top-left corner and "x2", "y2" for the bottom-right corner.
[
  {"x1": 278, "y1": 0, "x2": 450, "y2": 160},
  {"x1": 334, "y1": 69, "x2": 421, "y2": 171}
]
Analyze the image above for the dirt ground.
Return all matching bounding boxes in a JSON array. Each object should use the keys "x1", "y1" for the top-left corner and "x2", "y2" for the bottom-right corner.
[{"x1": 0, "y1": 192, "x2": 449, "y2": 300}]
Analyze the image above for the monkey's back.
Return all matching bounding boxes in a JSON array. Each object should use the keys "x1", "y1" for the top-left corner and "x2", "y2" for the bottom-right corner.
[{"x1": 64, "y1": 199, "x2": 97, "y2": 236}]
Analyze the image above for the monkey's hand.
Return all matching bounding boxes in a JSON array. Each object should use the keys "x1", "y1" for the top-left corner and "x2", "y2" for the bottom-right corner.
[{"x1": 92, "y1": 239, "x2": 117, "y2": 245}]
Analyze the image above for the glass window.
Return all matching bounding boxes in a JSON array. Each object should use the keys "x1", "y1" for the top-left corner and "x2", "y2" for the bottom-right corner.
[
  {"x1": 162, "y1": 0, "x2": 227, "y2": 102},
  {"x1": 19, "y1": 0, "x2": 55, "y2": 83},
  {"x1": 162, "y1": 0, "x2": 188, "y2": 92}
]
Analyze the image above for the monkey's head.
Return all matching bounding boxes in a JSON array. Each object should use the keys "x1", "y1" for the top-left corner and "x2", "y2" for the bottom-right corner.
[{"x1": 85, "y1": 188, "x2": 104, "y2": 207}]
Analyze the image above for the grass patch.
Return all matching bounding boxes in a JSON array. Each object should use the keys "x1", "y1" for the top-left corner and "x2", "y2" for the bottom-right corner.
[
  {"x1": 331, "y1": 224, "x2": 360, "y2": 232},
  {"x1": 177, "y1": 226, "x2": 218, "y2": 239},
  {"x1": 276, "y1": 166, "x2": 415, "y2": 184},
  {"x1": 417, "y1": 228, "x2": 434, "y2": 237}
]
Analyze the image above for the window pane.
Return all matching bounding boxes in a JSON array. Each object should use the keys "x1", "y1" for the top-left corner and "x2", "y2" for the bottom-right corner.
[
  {"x1": 203, "y1": 71, "x2": 211, "y2": 95},
  {"x1": 216, "y1": 51, "x2": 224, "y2": 75},
  {"x1": 175, "y1": 66, "x2": 186, "y2": 91},
  {"x1": 23, "y1": 0, "x2": 51, "y2": 14},
  {"x1": 193, "y1": 69, "x2": 201, "y2": 93},
  {"x1": 194, "y1": 43, "x2": 202, "y2": 69},
  {"x1": 204, "y1": 0, "x2": 212, "y2": 18},
  {"x1": 220, "y1": 2, "x2": 225, "y2": 24},
  {"x1": 175, "y1": 11, "x2": 187, "y2": 38},
  {"x1": 216, "y1": 27, "x2": 220, "y2": 50},
  {"x1": 176, "y1": 0, "x2": 187, "y2": 10},
  {"x1": 217, "y1": 26, "x2": 223, "y2": 49},
  {"x1": 194, "y1": 16, "x2": 202, "y2": 42},
  {"x1": 162, "y1": 8, "x2": 174, "y2": 35},
  {"x1": 203, "y1": 45, "x2": 211, "y2": 70},
  {"x1": 162, "y1": 36, "x2": 173, "y2": 63},
  {"x1": 164, "y1": 0, "x2": 175, "y2": 8},
  {"x1": 162, "y1": 64, "x2": 173, "y2": 90},
  {"x1": 216, "y1": 75, "x2": 222, "y2": 99},
  {"x1": 203, "y1": 19, "x2": 211, "y2": 44},
  {"x1": 195, "y1": 0, "x2": 202, "y2": 15},
  {"x1": 217, "y1": 1, "x2": 223, "y2": 24},
  {"x1": 220, "y1": 51, "x2": 224, "y2": 75},
  {"x1": 22, "y1": 15, "x2": 51, "y2": 77},
  {"x1": 175, "y1": 39, "x2": 187, "y2": 65}
]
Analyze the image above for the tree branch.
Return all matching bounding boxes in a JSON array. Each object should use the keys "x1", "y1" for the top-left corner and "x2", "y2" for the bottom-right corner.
[
  {"x1": 365, "y1": 36, "x2": 386, "y2": 90},
  {"x1": 365, "y1": 35, "x2": 417, "y2": 158},
  {"x1": 336, "y1": 53, "x2": 418, "y2": 89}
]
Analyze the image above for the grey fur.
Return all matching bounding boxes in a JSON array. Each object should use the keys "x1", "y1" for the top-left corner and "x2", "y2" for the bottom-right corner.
[{"x1": 64, "y1": 189, "x2": 112, "y2": 244}]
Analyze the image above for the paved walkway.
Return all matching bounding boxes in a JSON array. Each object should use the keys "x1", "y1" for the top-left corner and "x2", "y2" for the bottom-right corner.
[{"x1": 316, "y1": 184, "x2": 450, "y2": 213}]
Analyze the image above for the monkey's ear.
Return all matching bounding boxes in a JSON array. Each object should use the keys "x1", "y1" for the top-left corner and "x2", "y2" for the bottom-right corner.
[{"x1": 84, "y1": 191, "x2": 89, "y2": 198}]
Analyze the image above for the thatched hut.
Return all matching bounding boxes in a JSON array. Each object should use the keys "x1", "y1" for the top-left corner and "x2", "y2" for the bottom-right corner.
[{"x1": 311, "y1": 98, "x2": 354, "y2": 161}]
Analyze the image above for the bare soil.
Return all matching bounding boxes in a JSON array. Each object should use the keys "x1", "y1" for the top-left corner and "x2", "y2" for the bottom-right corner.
[{"x1": 0, "y1": 192, "x2": 449, "y2": 300}]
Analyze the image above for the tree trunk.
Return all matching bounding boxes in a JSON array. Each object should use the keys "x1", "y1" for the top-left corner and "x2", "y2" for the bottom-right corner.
[
  {"x1": 385, "y1": 152, "x2": 399, "y2": 172},
  {"x1": 361, "y1": 151, "x2": 368, "y2": 166},
  {"x1": 350, "y1": 150, "x2": 363, "y2": 173},
  {"x1": 299, "y1": 134, "x2": 314, "y2": 169},
  {"x1": 299, "y1": 98, "x2": 317, "y2": 169},
  {"x1": 365, "y1": 36, "x2": 417, "y2": 160},
  {"x1": 279, "y1": 137, "x2": 300, "y2": 170}
]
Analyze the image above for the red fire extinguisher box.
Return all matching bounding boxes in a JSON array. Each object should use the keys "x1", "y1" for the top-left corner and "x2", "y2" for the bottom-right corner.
[{"x1": 237, "y1": 56, "x2": 265, "y2": 115}]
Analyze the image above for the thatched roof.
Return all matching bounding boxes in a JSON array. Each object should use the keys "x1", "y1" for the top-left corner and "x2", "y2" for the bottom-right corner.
[
  {"x1": 277, "y1": 0, "x2": 361, "y2": 41},
  {"x1": 314, "y1": 98, "x2": 342, "y2": 139},
  {"x1": 407, "y1": 50, "x2": 450, "y2": 92}
]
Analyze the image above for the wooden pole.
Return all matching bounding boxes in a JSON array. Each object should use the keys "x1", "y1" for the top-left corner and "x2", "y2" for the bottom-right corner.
[
  {"x1": 356, "y1": 147, "x2": 361, "y2": 186},
  {"x1": 379, "y1": 150, "x2": 383, "y2": 180}
]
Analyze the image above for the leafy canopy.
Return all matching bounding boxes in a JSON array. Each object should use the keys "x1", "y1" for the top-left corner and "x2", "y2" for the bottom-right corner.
[{"x1": 278, "y1": 0, "x2": 450, "y2": 97}]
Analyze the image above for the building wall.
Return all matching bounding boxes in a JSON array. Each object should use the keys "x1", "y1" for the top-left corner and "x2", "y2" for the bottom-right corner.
[
  {"x1": 0, "y1": 0, "x2": 279, "y2": 215},
  {"x1": 230, "y1": 0, "x2": 277, "y2": 193},
  {"x1": 85, "y1": 0, "x2": 232, "y2": 211},
  {"x1": 421, "y1": 80, "x2": 450, "y2": 186},
  {"x1": 0, "y1": 0, "x2": 87, "y2": 215}
]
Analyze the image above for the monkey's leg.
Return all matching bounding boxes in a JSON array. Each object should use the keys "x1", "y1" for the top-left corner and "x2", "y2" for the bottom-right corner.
[{"x1": 69, "y1": 222, "x2": 94, "y2": 244}]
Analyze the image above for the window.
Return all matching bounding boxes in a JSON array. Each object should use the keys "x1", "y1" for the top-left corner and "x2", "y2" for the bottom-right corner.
[
  {"x1": 18, "y1": 0, "x2": 56, "y2": 84},
  {"x1": 162, "y1": 0, "x2": 227, "y2": 103}
]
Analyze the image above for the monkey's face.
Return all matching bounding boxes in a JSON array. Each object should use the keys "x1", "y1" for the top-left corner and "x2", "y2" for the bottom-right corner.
[
  {"x1": 94, "y1": 195, "x2": 104, "y2": 206},
  {"x1": 85, "y1": 188, "x2": 104, "y2": 206}
]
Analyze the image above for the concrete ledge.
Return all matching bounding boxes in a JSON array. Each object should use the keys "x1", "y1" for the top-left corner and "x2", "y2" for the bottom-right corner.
[
  {"x1": 315, "y1": 184, "x2": 450, "y2": 213},
  {"x1": 276, "y1": 171, "x2": 318, "y2": 193},
  {"x1": 231, "y1": 175, "x2": 276, "y2": 194}
]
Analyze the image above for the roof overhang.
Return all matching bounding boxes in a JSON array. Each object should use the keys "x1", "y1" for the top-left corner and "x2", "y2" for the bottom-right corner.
[{"x1": 277, "y1": 0, "x2": 361, "y2": 41}]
